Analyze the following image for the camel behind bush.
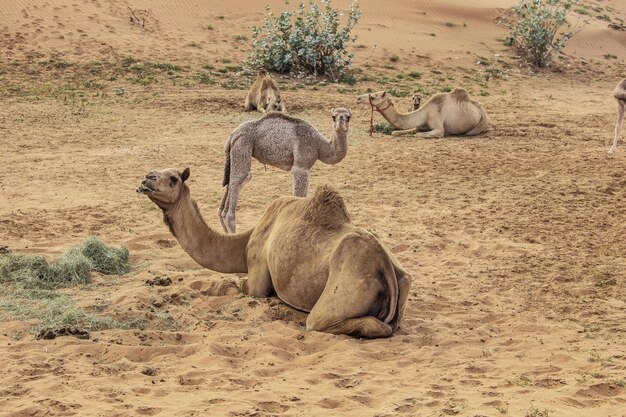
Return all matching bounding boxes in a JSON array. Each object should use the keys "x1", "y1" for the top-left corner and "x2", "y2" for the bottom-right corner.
[
  {"x1": 357, "y1": 89, "x2": 488, "y2": 138},
  {"x1": 609, "y1": 79, "x2": 626, "y2": 155},
  {"x1": 220, "y1": 108, "x2": 352, "y2": 233},
  {"x1": 137, "y1": 168, "x2": 411, "y2": 338},
  {"x1": 244, "y1": 70, "x2": 284, "y2": 112}
]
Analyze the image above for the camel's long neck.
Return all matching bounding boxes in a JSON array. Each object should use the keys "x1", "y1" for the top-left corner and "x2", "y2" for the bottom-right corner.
[
  {"x1": 318, "y1": 128, "x2": 348, "y2": 165},
  {"x1": 378, "y1": 101, "x2": 426, "y2": 130},
  {"x1": 160, "y1": 188, "x2": 250, "y2": 273}
]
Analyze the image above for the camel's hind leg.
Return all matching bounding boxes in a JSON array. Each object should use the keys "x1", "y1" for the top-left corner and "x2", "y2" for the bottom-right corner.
[
  {"x1": 313, "y1": 317, "x2": 393, "y2": 338},
  {"x1": 306, "y1": 234, "x2": 400, "y2": 339},
  {"x1": 609, "y1": 100, "x2": 625, "y2": 155},
  {"x1": 311, "y1": 270, "x2": 410, "y2": 338},
  {"x1": 221, "y1": 146, "x2": 252, "y2": 233},
  {"x1": 390, "y1": 270, "x2": 411, "y2": 332},
  {"x1": 218, "y1": 187, "x2": 229, "y2": 233}
]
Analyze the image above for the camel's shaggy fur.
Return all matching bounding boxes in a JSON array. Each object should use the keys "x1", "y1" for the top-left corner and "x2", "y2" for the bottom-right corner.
[
  {"x1": 609, "y1": 79, "x2": 626, "y2": 155},
  {"x1": 137, "y1": 168, "x2": 411, "y2": 339},
  {"x1": 219, "y1": 108, "x2": 351, "y2": 233},
  {"x1": 244, "y1": 70, "x2": 285, "y2": 112},
  {"x1": 356, "y1": 89, "x2": 489, "y2": 138}
]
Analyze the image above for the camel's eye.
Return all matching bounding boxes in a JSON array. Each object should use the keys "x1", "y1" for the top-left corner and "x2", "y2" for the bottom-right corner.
[
  {"x1": 346, "y1": 116, "x2": 351, "y2": 122},
  {"x1": 170, "y1": 176, "x2": 178, "y2": 186}
]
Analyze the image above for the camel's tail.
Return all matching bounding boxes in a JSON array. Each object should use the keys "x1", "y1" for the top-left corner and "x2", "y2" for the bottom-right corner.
[
  {"x1": 380, "y1": 250, "x2": 399, "y2": 325},
  {"x1": 466, "y1": 102, "x2": 489, "y2": 136},
  {"x1": 222, "y1": 137, "x2": 231, "y2": 187}
]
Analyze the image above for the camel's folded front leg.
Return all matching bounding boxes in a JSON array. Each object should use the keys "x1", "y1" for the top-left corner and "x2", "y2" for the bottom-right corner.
[
  {"x1": 391, "y1": 127, "x2": 418, "y2": 137},
  {"x1": 241, "y1": 260, "x2": 273, "y2": 298},
  {"x1": 415, "y1": 129, "x2": 445, "y2": 138}
]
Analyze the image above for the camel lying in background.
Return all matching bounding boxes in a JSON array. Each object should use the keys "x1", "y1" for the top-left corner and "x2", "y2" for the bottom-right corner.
[
  {"x1": 357, "y1": 89, "x2": 488, "y2": 138},
  {"x1": 137, "y1": 168, "x2": 411, "y2": 338},
  {"x1": 609, "y1": 78, "x2": 626, "y2": 155},
  {"x1": 220, "y1": 109, "x2": 351, "y2": 233},
  {"x1": 244, "y1": 70, "x2": 285, "y2": 112},
  {"x1": 411, "y1": 93, "x2": 422, "y2": 111}
]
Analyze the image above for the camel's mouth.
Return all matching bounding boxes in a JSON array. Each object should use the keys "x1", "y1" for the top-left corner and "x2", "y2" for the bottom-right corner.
[{"x1": 136, "y1": 181, "x2": 157, "y2": 194}]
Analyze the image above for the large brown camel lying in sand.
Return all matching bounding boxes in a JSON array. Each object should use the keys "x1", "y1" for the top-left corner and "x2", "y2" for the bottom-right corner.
[
  {"x1": 220, "y1": 109, "x2": 351, "y2": 233},
  {"x1": 356, "y1": 89, "x2": 489, "y2": 138},
  {"x1": 609, "y1": 78, "x2": 626, "y2": 155},
  {"x1": 137, "y1": 168, "x2": 411, "y2": 338}
]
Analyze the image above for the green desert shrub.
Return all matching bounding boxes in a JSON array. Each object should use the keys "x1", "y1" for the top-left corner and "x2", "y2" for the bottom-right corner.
[
  {"x1": 503, "y1": 0, "x2": 583, "y2": 67},
  {"x1": 248, "y1": 0, "x2": 362, "y2": 79},
  {"x1": 0, "y1": 237, "x2": 130, "y2": 289}
]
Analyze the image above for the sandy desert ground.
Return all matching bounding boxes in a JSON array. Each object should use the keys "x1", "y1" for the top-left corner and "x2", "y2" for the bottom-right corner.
[{"x1": 1, "y1": 0, "x2": 626, "y2": 416}]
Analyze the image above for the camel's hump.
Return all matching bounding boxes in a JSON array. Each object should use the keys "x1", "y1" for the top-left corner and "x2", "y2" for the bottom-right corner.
[
  {"x1": 302, "y1": 185, "x2": 350, "y2": 228},
  {"x1": 260, "y1": 112, "x2": 305, "y2": 124},
  {"x1": 449, "y1": 88, "x2": 470, "y2": 101}
]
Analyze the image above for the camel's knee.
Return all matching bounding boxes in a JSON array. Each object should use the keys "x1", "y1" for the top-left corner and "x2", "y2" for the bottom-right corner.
[
  {"x1": 241, "y1": 278, "x2": 267, "y2": 296},
  {"x1": 230, "y1": 173, "x2": 251, "y2": 187},
  {"x1": 242, "y1": 259, "x2": 273, "y2": 297}
]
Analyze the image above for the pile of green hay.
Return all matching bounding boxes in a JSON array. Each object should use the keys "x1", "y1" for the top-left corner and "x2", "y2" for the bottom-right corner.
[
  {"x1": 372, "y1": 121, "x2": 395, "y2": 135},
  {"x1": 0, "y1": 237, "x2": 130, "y2": 289},
  {"x1": 77, "y1": 236, "x2": 130, "y2": 275}
]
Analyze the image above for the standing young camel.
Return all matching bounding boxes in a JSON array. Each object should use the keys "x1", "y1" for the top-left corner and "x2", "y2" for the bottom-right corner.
[
  {"x1": 609, "y1": 79, "x2": 626, "y2": 155},
  {"x1": 356, "y1": 89, "x2": 488, "y2": 138},
  {"x1": 220, "y1": 108, "x2": 352, "y2": 233}
]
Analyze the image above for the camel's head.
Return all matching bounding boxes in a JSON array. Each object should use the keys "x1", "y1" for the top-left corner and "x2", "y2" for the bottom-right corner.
[
  {"x1": 265, "y1": 96, "x2": 285, "y2": 112},
  {"x1": 355, "y1": 90, "x2": 390, "y2": 108},
  {"x1": 331, "y1": 108, "x2": 352, "y2": 133},
  {"x1": 136, "y1": 168, "x2": 190, "y2": 207},
  {"x1": 411, "y1": 93, "x2": 422, "y2": 110}
]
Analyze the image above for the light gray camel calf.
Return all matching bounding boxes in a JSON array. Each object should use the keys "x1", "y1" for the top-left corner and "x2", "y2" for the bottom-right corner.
[
  {"x1": 219, "y1": 108, "x2": 352, "y2": 233},
  {"x1": 609, "y1": 79, "x2": 626, "y2": 155}
]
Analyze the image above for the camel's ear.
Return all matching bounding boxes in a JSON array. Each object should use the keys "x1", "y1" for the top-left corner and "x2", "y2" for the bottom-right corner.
[
  {"x1": 381, "y1": 91, "x2": 387, "y2": 98},
  {"x1": 181, "y1": 167, "x2": 190, "y2": 183}
]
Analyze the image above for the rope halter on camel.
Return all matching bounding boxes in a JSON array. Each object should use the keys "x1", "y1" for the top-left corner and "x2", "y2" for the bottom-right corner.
[{"x1": 368, "y1": 93, "x2": 393, "y2": 137}]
